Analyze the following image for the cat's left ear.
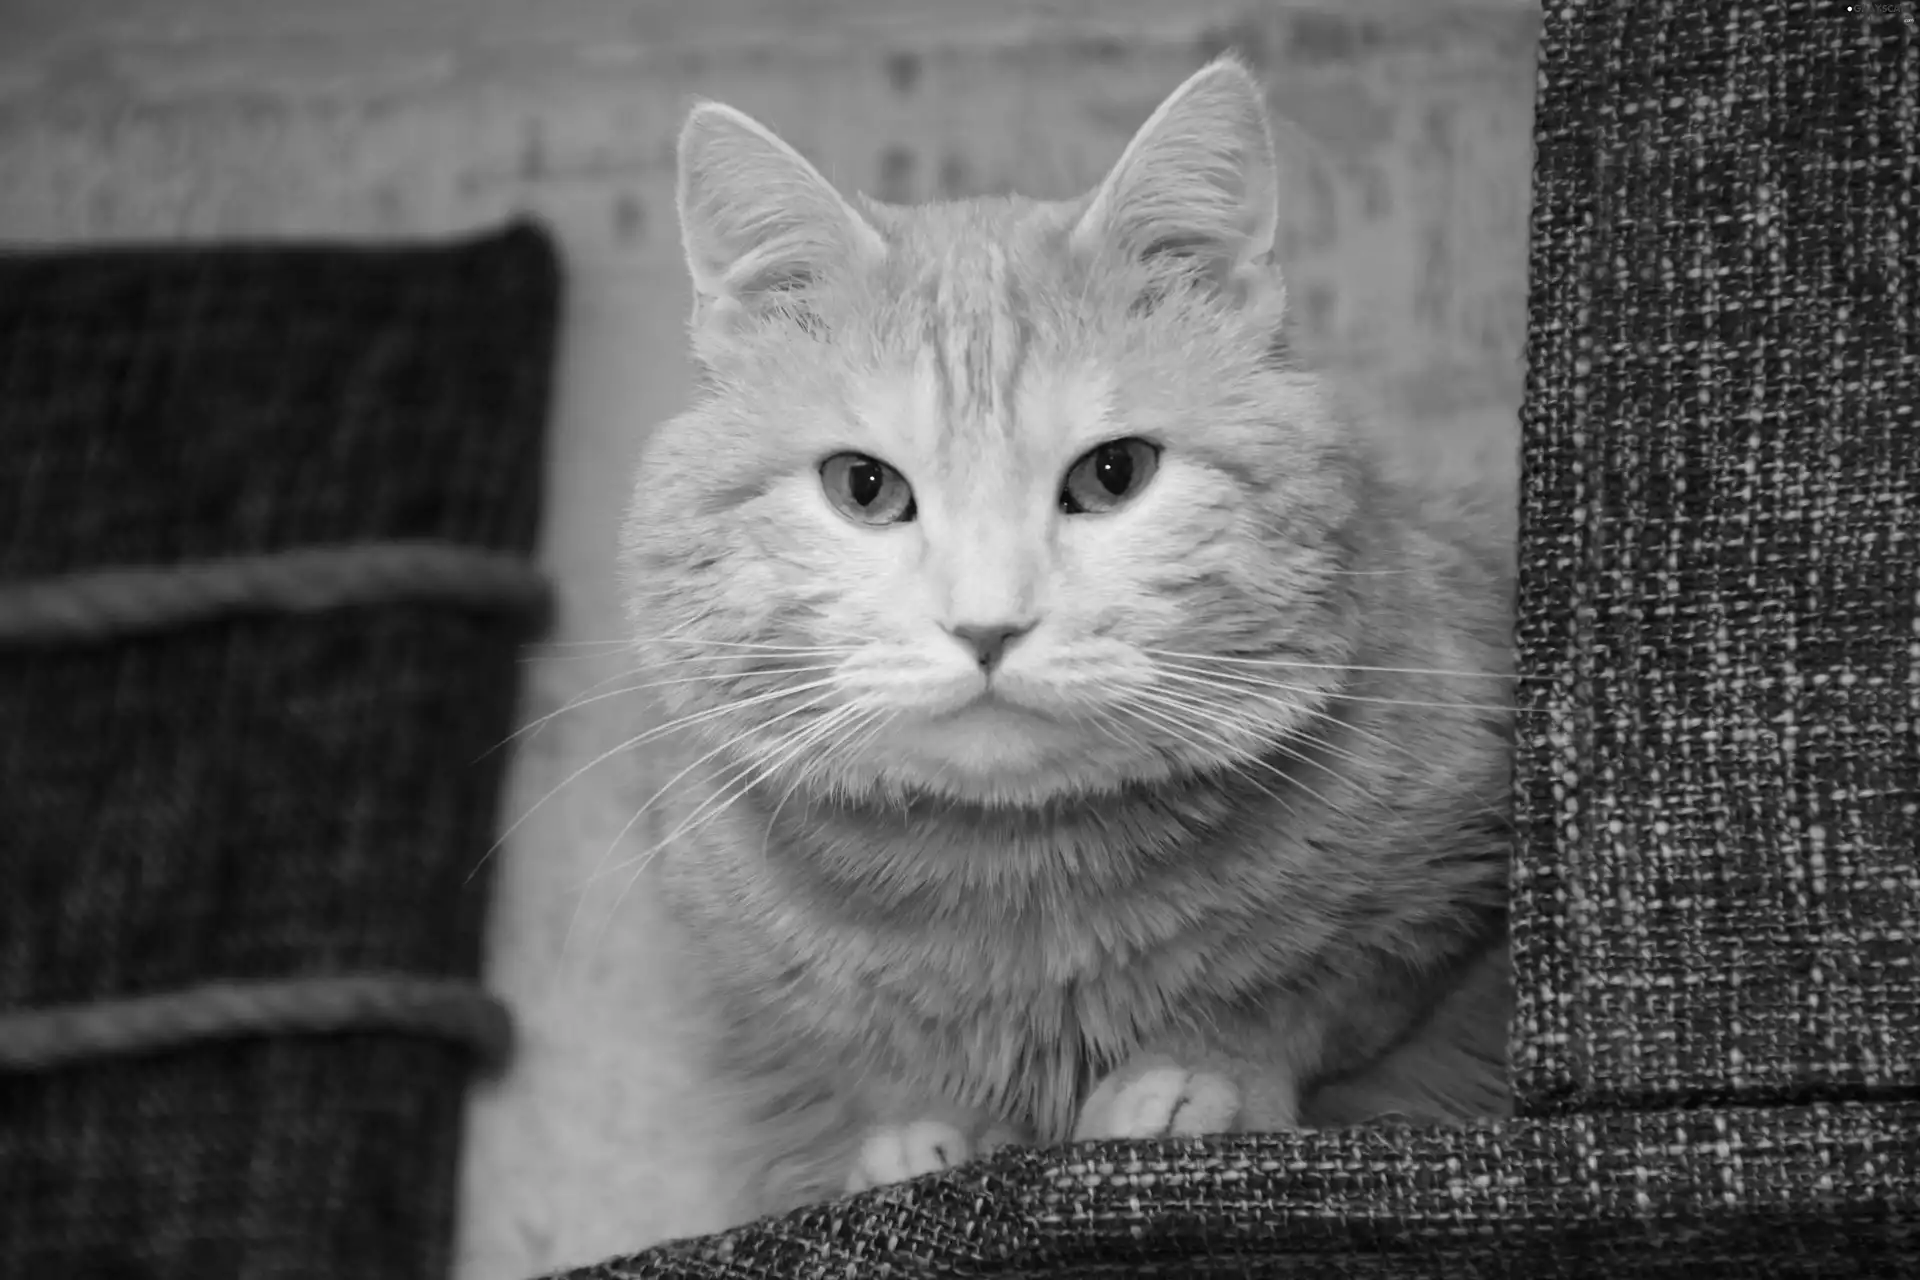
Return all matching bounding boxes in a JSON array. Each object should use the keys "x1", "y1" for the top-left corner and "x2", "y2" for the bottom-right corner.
[{"x1": 1070, "y1": 56, "x2": 1283, "y2": 318}]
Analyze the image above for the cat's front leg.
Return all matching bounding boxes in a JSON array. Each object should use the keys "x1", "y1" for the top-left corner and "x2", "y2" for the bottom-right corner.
[{"x1": 1073, "y1": 1051, "x2": 1298, "y2": 1140}]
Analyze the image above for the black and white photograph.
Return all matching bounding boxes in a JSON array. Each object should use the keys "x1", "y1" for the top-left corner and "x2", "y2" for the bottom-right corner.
[{"x1": 1, "y1": 2, "x2": 1914, "y2": 1278}]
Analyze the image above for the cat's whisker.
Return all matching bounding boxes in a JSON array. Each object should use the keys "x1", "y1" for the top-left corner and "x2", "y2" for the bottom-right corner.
[
  {"x1": 1295, "y1": 718, "x2": 1430, "y2": 779},
  {"x1": 648, "y1": 643, "x2": 868, "y2": 657},
  {"x1": 1288, "y1": 700, "x2": 1481, "y2": 773},
  {"x1": 1122, "y1": 688, "x2": 1280, "y2": 794},
  {"x1": 1317, "y1": 567, "x2": 1421, "y2": 576},
  {"x1": 1111, "y1": 695, "x2": 1211, "y2": 764},
  {"x1": 1133, "y1": 685, "x2": 1355, "y2": 822},
  {"x1": 632, "y1": 636, "x2": 870, "y2": 654},
  {"x1": 579, "y1": 700, "x2": 866, "y2": 914},
  {"x1": 511, "y1": 635, "x2": 844, "y2": 736},
  {"x1": 561, "y1": 695, "x2": 844, "y2": 967},
  {"x1": 579, "y1": 700, "x2": 864, "y2": 891},
  {"x1": 642, "y1": 653, "x2": 858, "y2": 671},
  {"x1": 477, "y1": 664, "x2": 653, "y2": 760},
  {"x1": 1160, "y1": 671, "x2": 1499, "y2": 797},
  {"x1": 520, "y1": 650, "x2": 636, "y2": 665},
  {"x1": 471, "y1": 676, "x2": 846, "y2": 883},
  {"x1": 1148, "y1": 670, "x2": 1412, "y2": 779},
  {"x1": 1271, "y1": 720, "x2": 1512, "y2": 830},
  {"x1": 1079, "y1": 702, "x2": 1144, "y2": 752},
  {"x1": 521, "y1": 639, "x2": 643, "y2": 650},
  {"x1": 1144, "y1": 647, "x2": 1528, "y2": 684},
  {"x1": 533, "y1": 675, "x2": 840, "y2": 844},
  {"x1": 850, "y1": 705, "x2": 897, "y2": 753},
  {"x1": 1150, "y1": 657, "x2": 1516, "y2": 715},
  {"x1": 1278, "y1": 683, "x2": 1516, "y2": 716},
  {"x1": 568, "y1": 720, "x2": 783, "y2": 912},
  {"x1": 760, "y1": 772, "x2": 804, "y2": 862},
  {"x1": 1103, "y1": 697, "x2": 1216, "y2": 784},
  {"x1": 1164, "y1": 679, "x2": 1504, "y2": 825},
  {"x1": 795, "y1": 704, "x2": 895, "y2": 811},
  {"x1": 487, "y1": 660, "x2": 698, "y2": 752},
  {"x1": 528, "y1": 667, "x2": 844, "y2": 723},
  {"x1": 759, "y1": 718, "x2": 846, "y2": 859},
  {"x1": 1129, "y1": 685, "x2": 1252, "y2": 755},
  {"x1": 1256, "y1": 734, "x2": 1376, "y2": 825},
  {"x1": 763, "y1": 706, "x2": 883, "y2": 851},
  {"x1": 1055, "y1": 693, "x2": 1151, "y2": 748},
  {"x1": 1121, "y1": 693, "x2": 1302, "y2": 820}
]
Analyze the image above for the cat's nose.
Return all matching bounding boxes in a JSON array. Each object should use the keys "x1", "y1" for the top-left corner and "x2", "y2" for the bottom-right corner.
[{"x1": 946, "y1": 620, "x2": 1036, "y2": 671}]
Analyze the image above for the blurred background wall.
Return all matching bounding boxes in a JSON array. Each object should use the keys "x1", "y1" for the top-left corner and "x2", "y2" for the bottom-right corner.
[{"x1": 0, "y1": 2, "x2": 1540, "y2": 1276}]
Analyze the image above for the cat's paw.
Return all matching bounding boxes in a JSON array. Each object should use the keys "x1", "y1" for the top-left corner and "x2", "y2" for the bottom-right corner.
[
  {"x1": 1074, "y1": 1056, "x2": 1243, "y2": 1141},
  {"x1": 843, "y1": 1118, "x2": 972, "y2": 1193}
]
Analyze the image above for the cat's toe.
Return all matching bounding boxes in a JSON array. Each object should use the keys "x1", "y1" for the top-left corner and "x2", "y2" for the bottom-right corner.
[
  {"x1": 1074, "y1": 1058, "x2": 1242, "y2": 1141},
  {"x1": 844, "y1": 1118, "x2": 971, "y2": 1193}
]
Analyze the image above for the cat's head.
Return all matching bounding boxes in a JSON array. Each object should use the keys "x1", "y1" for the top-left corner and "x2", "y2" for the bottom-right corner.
[{"x1": 624, "y1": 56, "x2": 1371, "y2": 808}]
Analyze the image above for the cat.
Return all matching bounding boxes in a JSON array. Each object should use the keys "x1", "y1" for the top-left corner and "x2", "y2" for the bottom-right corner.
[{"x1": 619, "y1": 54, "x2": 1515, "y2": 1217}]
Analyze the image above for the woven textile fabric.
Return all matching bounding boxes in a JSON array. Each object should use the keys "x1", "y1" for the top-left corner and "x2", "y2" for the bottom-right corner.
[
  {"x1": 1510, "y1": 0, "x2": 1919, "y2": 1113},
  {"x1": 0, "y1": 224, "x2": 559, "y2": 1278},
  {"x1": 555, "y1": 4, "x2": 1918, "y2": 1277}
]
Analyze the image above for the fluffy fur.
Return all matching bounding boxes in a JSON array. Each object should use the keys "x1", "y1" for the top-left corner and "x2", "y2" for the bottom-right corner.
[{"x1": 621, "y1": 57, "x2": 1515, "y2": 1216}]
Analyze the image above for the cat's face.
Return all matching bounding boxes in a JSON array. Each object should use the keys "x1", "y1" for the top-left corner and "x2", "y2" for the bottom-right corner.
[{"x1": 626, "y1": 59, "x2": 1366, "y2": 807}]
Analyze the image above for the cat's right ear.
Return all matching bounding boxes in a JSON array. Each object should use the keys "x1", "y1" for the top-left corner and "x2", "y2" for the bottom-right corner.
[{"x1": 675, "y1": 102, "x2": 885, "y2": 346}]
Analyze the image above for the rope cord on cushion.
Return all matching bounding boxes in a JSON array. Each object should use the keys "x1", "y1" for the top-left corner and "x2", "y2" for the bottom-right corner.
[
  {"x1": 0, "y1": 539, "x2": 551, "y2": 1075},
  {"x1": 0, "y1": 540, "x2": 553, "y2": 647},
  {"x1": 0, "y1": 976, "x2": 514, "y2": 1074}
]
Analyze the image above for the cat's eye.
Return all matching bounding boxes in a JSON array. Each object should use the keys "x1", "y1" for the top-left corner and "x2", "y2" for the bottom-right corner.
[
  {"x1": 820, "y1": 452, "x2": 917, "y2": 526},
  {"x1": 1059, "y1": 438, "x2": 1160, "y2": 515}
]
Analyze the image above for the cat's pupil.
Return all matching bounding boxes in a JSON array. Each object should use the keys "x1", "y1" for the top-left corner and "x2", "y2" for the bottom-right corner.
[
  {"x1": 1095, "y1": 444, "x2": 1133, "y2": 496},
  {"x1": 849, "y1": 460, "x2": 883, "y2": 507}
]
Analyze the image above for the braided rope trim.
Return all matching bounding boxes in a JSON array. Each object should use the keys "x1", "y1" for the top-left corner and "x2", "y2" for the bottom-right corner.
[
  {"x1": 0, "y1": 540, "x2": 553, "y2": 648},
  {"x1": 0, "y1": 975, "x2": 514, "y2": 1074}
]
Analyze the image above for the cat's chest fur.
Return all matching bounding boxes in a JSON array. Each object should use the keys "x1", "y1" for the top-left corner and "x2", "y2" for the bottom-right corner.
[{"x1": 663, "y1": 763, "x2": 1360, "y2": 1143}]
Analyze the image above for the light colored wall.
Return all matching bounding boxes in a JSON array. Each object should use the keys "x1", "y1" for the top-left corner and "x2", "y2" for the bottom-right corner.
[{"x1": 0, "y1": 3, "x2": 1539, "y2": 1275}]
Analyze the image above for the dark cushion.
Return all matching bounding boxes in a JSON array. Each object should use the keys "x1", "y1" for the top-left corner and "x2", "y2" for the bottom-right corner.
[
  {"x1": 548, "y1": 4, "x2": 1919, "y2": 1277},
  {"x1": 0, "y1": 222, "x2": 560, "y2": 1279}
]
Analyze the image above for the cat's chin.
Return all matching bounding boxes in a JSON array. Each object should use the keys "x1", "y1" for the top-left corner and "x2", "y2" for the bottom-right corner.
[{"x1": 838, "y1": 701, "x2": 1179, "y2": 808}]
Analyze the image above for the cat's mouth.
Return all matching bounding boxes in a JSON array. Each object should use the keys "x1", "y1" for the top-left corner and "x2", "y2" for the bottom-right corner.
[
  {"x1": 866, "y1": 684, "x2": 1179, "y2": 806},
  {"x1": 927, "y1": 692, "x2": 1025, "y2": 728},
  {"x1": 933, "y1": 681, "x2": 1056, "y2": 723}
]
